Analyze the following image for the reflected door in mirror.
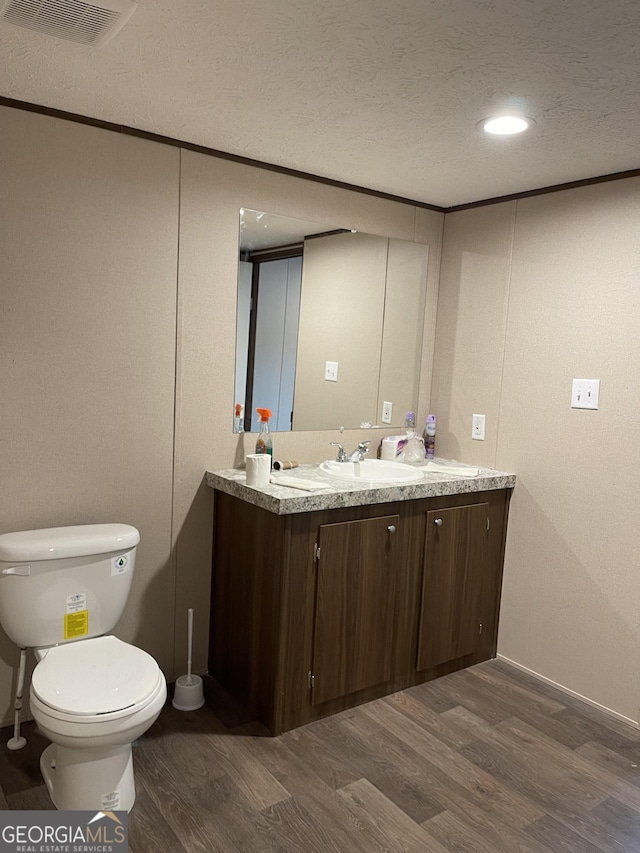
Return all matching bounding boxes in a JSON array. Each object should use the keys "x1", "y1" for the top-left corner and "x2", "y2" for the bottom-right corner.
[{"x1": 236, "y1": 256, "x2": 302, "y2": 432}]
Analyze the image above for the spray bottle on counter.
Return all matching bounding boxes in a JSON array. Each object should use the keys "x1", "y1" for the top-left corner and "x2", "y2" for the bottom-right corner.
[
  {"x1": 255, "y1": 408, "x2": 273, "y2": 461},
  {"x1": 233, "y1": 403, "x2": 244, "y2": 433},
  {"x1": 424, "y1": 414, "x2": 436, "y2": 459}
]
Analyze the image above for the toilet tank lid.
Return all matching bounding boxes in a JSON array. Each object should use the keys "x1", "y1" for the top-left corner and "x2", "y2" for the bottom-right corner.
[{"x1": 0, "y1": 524, "x2": 139, "y2": 562}]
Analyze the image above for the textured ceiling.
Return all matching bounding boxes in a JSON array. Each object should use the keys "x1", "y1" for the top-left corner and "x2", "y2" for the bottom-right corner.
[{"x1": 1, "y1": 0, "x2": 639, "y2": 207}]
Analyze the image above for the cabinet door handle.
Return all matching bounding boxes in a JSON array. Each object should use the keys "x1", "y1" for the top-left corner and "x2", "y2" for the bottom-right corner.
[
  {"x1": 387, "y1": 525, "x2": 396, "y2": 533},
  {"x1": 434, "y1": 518, "x2": 443, "y2": 527}
]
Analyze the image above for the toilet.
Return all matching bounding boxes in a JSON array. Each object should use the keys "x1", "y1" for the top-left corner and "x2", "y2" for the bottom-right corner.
[{"x1": 0, "y1": 523, "x2": 166, "y2": 812}]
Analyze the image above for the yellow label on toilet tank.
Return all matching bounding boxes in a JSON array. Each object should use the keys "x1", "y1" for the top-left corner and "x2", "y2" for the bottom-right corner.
[{"x1": 64, "y1": 610, "x2": 89, "y2": 639}]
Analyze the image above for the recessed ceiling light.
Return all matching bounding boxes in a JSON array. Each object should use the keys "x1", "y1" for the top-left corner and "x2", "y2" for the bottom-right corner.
[{"x1": 482, "y1": 116, "x2": 534, "y2": 135}]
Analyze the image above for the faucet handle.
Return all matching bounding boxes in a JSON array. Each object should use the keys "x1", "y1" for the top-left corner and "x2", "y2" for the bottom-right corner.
[
  {"x1": 357, "y1": 441, "x2": 371, "y2": 460},
  {"x1": 345, "y1": 441, "x2": 371, "y2": 462},
  {"x1": 354, "y1": 441, "x2": 371, "y2": 460},
  {"x1": 329, "y1": 442, "x2": 347, "y2": 462}
]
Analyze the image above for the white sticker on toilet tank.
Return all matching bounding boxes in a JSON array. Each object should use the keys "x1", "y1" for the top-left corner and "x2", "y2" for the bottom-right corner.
[
  {"x1": 66, "y1": 592, "x2": 87, "y2": 613},
  {"x1": 101, "y1": 790, "x2": 121, "y2": 810},
  {"x1": 111, "y1": 553, "x2": 130, "y2": 576}
]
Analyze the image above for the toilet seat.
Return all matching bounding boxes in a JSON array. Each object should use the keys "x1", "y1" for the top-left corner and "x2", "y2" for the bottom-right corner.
[{"x1": 32, "y1": 635, "x2": 162, "y2": 721}]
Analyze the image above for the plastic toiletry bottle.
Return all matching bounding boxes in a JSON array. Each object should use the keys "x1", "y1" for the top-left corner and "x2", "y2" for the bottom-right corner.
[
  {"x1": 233, "y1": 403, "x2": 244, "y2": 433},
  {"x1": 424, "y1": 414, "x2": 436, "y2": 459},
  {"x1": 401, "y1": 411, "x2": 425, "y2": 462},
  {"x1": 396, "y1": 412, "x2": 412, "y2": 459},
  {"x1": 255, "y1": 408, "x2": 273, "y2": 461}
]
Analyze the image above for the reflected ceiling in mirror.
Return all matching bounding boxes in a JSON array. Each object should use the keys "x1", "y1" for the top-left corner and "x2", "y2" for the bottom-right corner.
[
  {"x1": 239, "y1": 208, "x2": 340, "y2": 253},
  {"x1": 235, "y1": 209, "x2": 429, "y2": 434}
]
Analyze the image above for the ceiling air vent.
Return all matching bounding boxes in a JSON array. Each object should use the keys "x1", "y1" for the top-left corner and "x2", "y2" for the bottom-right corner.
[{"x1": 0, "y1": 0, "x2": 137, "y2": 47}]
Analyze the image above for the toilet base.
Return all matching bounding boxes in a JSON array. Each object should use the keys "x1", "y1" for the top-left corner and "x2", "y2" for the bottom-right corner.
[{"x1": 40, "y1": 742, "x2": 136, "y2": 812}]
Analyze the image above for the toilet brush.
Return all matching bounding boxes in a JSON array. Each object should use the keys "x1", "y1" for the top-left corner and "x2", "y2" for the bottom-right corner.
[
  {"x1": 172, "y1": 608, "x2": 205, "y2": 711},
  {"x1": 7, "y1": 647, "x2": 27, "y2": 750}
]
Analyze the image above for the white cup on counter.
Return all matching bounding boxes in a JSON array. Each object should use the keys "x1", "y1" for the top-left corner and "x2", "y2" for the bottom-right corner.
[
  {"x1": 381, "y1": 436, "x2": 402, "y2": 460},
  {"x1": 245, "y1": 453, "x2": 271, "y2": 487}
]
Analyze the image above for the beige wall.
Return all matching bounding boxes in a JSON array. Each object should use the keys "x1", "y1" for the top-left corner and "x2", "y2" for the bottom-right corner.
[
  {"x1": 294, "y1": 232, "x2": 387, "y2": 430},
  {"x1": 432, "y1": 180, "x2": 640, "y2": 723},
  {"x1": 292, "y1": 232, "x2": 429, "y2": 432},
  {"x1": 377, "y1": 239, "x2": 430, "y2": 428},
  {"x1": 0, "y1": 104, "x2": 444, "y2": 723},
  {"x1": 0, "y1": 108, "x2": 179, "y2": 722}
]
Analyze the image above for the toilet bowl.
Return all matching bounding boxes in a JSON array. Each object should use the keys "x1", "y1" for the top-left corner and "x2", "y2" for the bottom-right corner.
[
  {"x1": 0, "y1": 523, "x2": 167, "y2": 812},
  {"x1": 30, "y1": 635, "x2": 166, "y2": 811}
]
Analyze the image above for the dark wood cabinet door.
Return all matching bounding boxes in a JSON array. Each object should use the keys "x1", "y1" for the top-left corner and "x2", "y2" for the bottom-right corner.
[
  {"x1": 416, "y1": 503, "x2": 488, "y2": 671},
  {"x1": 311, "y1": 515, "x2": 399, "y2": 706}
]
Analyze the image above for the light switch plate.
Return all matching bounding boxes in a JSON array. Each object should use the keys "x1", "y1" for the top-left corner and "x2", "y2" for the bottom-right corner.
[
  {"x1": 325, "y1": 361, "x2": 338, "y2": 382},
  {"x1": 381, "y1": 401, "x2": 393, "y2": 424},
  {"x1": 571, "y1": 379, "x2": 600, "y2": 409},
  {"x1": 472, "y1": 413, "x2": 485, "y2": 440}
]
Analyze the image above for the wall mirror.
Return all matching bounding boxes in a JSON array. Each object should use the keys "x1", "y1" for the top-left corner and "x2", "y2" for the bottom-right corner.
[{"x1": 235, "y1": 208, "x2": 429, "y2": 433}]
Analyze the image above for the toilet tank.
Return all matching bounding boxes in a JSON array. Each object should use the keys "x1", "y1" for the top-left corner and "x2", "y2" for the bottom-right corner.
[{"x1": 0, "y1": 524, "x2": 139, "y2": 649}]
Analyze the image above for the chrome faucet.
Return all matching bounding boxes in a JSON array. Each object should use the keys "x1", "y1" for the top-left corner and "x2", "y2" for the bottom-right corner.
[
  {"x1": 330, "y1": 441, "x2": 371, "y2": 462},
  {"x1": 348, "y1": 441, "x2": 371, "y2": 462},
  {"x1": 329, "y1": 442, "x2": 348, "y2": 462}
]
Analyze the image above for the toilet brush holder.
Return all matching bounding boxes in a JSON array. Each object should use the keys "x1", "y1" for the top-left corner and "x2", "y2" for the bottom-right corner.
[
  {"x1": 172, "y1": 608, "x2": 205, "y2": 711},
  {"x1": 172, "y1": 673, "x2": 205, "y2": 711}
]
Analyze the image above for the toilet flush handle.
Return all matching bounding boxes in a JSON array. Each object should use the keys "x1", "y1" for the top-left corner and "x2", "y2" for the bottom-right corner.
[{"x1": 1, "y1": 565, "x2": 31, "y2": 576}]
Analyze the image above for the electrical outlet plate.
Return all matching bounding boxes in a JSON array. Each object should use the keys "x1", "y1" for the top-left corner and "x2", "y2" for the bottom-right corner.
[
  {"x1": 472, "y1": 414, "x2": 485, "y2": 440},
  {"x1": 381, "y1": 401, "x2": 393, "y2": 424},
  {"x1": 571, "y1": 379, "x2": 599, "y2": 410},
  {"x1": 325, "y1": 361, "x2": 338, "y2": 382}
]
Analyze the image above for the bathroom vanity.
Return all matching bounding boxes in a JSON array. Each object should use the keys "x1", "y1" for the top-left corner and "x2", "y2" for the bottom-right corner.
[{"x1": 206, "y1": 463, "x2": 515, "y2": 735}]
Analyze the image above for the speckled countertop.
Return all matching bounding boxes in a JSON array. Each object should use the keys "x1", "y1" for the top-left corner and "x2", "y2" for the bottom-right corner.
[{"x1": 206, "y1": 460, "x2": 516, "y2": 515}]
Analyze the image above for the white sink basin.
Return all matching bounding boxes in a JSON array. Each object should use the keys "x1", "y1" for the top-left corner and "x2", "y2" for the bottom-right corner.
[{"x1": 318, "y1": 458, "x2": 424, "y2": 485}]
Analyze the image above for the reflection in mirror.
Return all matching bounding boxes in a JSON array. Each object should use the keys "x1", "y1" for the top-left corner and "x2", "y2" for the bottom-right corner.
[{"x1": 235, "y1": 209, "x2": 429, "y2": 433}]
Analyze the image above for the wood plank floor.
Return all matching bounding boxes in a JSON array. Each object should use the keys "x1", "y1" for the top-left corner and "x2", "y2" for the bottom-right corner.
[{"x1": 2, "y1": 659, "x2": 640, "y2": 852}]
